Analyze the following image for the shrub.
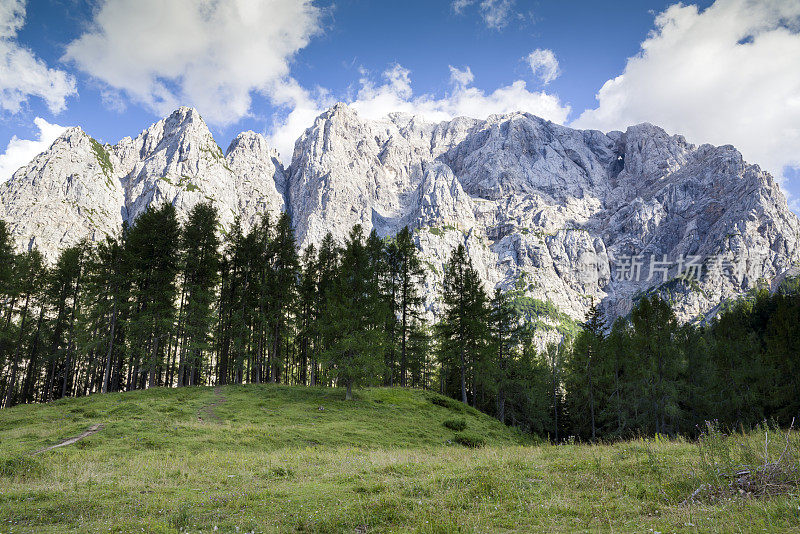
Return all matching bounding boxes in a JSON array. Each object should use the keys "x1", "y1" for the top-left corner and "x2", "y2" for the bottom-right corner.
[
  {"x1": 443, "y1": 418, "x2": 467, "y2": 432},
  {"x1": 453, "y1": 432, "x2": 486, "y2": 448},
  {"x1": 429, "y1": 395, "x2": 463, "y2": 412}
]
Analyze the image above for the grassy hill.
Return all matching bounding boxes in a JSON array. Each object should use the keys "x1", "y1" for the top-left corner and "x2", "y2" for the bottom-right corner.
[{"x1": 1, "y1": 385, "x2": 799, "y2": 533}]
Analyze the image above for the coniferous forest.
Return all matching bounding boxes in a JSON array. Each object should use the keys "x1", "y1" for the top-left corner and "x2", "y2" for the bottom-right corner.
[{"x1": 1, "y1": 202, "x2": 799, "y2": 441}]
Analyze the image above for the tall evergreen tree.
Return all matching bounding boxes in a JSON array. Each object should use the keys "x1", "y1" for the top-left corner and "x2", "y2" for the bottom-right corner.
[
  {"x1": 436, "y1": 244, "x2": 489, "y2": 404},
  {"x1": 313, "y1": 233, "x2": 339, "y2": 386},
  {"x1": 296, "y1": 244, "x2": 318, "y2": 386},
  {"x1": 393, "y1": 227, "x2": 425, "y2": 387},
  {"x1": 322, "y1": 225, "x2": 385, "y2": 400},
  {"x1": 629, "y1": 295, "x2": 684, "y2": 436},
  {"x1": 565, "y1": 304, "x2": 605, "y2": 441},
  {"x1": 600, "y1": 318, "x2": 632, "y2": 439},
  {"x1": 268, "y1": 212, "x2": 299, "y2": 383},
  {"x1": 2, "y1": 250, "x2": 45, "y2": 407},
  {"x1": 178, "y1": 203, "x2": 221, "y2": 386},
  {"x1": 125, "y1": 204, "x2": 181, "y2": 389},
  {"x1": 489, "y1": 288, "x2": 516, "y2": 423},
  {"x1": 544, "y1": 341, "x2": 568, "y2": 442}
]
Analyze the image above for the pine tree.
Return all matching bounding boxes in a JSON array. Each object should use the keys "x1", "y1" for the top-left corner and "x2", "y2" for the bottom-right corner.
[
  {"x1": 394, "y1": 227, "x2": 425, "y2": 387},
  {"x1": 629, "y1": 295, "x2": 684, "y2": 436},
  {"x1": 91, "y1": 236, "x2": 129, "y2": 394},
  {"x1": 707, "y1": 295, "x2": 765, "y2": 428},
  {"x1": 178, "y1": 202, "x2": 221, "y2": 386},
  {"x1": 565, "y1": 304, "x2": 605, "y2": 441},
  {"x1": 504, "y1": 325, "x2": 551, "y2": 435},
  {"x1": 0, "y1": 221, "x2": 18, "y2": 404},
  {"x1": 2, "y1": 249, "x2": 45, "y2": 407},
  {"x1": 125, "y1": 204, "x2": 181, "y2": 389},
  {"x1": 406, "y1": 321, "x2": 431, "y2": 389},
  {"x1": 600, "y1": 318, "x2": 632, "y2": 439},
  {"x1": 268, "y1": 212, "x2": 299, "y2": 383},
  {"x1": 314, "y1": 232, "x2": 340, "y2": 386},
  {"x1": 436, "y1": 244, "x2": 489, "y2": 404},
  {"x1": 322, "y1": 225, "x2": 385, "y2": 400},
  {"x1": 764, "y1": 286, "x2": 800, "y2": 425},
  {"x1": 297, "y1": 244, "x2": 318, "y2": 386},
  {"x1": 544, "y1": 341, "x2": 568, "y2": 442},
  {"x1": 489, "y1": 288, "x2": 516, "y2": 423},
  {"x1": 40, "y1": 245, "x2": 85, "y2": 401},
  {"x1": 0, "y1": 220, "x2": 13, "y2": 299}
]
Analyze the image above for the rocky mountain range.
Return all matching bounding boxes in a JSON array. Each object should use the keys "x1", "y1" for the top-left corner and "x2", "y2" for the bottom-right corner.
[{"x1": 2, "y1": 105, "x2": 798, "y2": 342}]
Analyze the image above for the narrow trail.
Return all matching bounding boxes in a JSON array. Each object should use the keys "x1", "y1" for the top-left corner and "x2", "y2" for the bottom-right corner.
[
  {"x1": 198, "y1": 386, "x2": 226, "y2": 423},
  {"x1": 33, "y1": 424, "x2": 104, "y2": 455}
]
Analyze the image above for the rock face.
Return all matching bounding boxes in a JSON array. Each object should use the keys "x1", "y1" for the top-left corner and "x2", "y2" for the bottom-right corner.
[
  {"x1": 2, "y1": 104, "x2": 799, "y2": 338},
  {"x1": 0, "y1": 107, "x2": 286, "y2": 262}
]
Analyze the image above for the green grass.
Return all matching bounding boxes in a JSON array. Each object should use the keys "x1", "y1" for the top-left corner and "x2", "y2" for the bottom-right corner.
[
  {"x1": 89, "y1": 138, "x2": 113, "y2": 180},
  {"x1": 1, "y1": 386, "x2": 799, "y2": 533}
]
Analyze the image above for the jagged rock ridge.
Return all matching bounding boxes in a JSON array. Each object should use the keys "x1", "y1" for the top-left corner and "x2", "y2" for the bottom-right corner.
[{"x1": 2, "y1": 104, "x2": 798, "y2": 339}]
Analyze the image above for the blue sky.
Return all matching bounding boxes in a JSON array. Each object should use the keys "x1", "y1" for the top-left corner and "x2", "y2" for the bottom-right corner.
[{"x1": 1, "y1": 0, "x2": 799, "y2": 211}]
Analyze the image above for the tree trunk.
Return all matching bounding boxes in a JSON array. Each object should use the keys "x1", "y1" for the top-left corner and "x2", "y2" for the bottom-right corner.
[
  {"x1": 460, "y1": 346, "x2": 467, "y2": 404},
  {"x1": 400, "y1": 298, "x2": 407, "y2": 387},
  {"x1": 588, "y1": 349, "x2": 596, "y2": 441},
  {"x1": 101, "y1": 301, "x2": 117, "y2": 394},
  {"x1": 497, "y1": 388, "x2": 505, "y2": 424},
  {"x1": 4, "y1": 290, "x2": 30, "y2": 407},
  {"x1": 22, "y1": 304, "x2": 46, "y2": 403},
  {"x1": 148, "y1": 334, "x2": 160, "y2": 389}
]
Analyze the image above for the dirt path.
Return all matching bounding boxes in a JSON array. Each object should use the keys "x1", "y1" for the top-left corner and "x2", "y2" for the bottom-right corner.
[
  {"x1": 198, "y1": 387, "x2": 226, "y2": 423},
  {"x1": 33, "y1": 424, "x2": 104, "y2": 455}
]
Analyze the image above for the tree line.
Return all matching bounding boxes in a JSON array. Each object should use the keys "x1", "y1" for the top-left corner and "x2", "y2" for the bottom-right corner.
[
  {"x1": 563, "y1": 283, "x2": 800, "y2": 441},
  {"x1": 1, "y1": 203, "x2": 798, "y2": 441},
  {"x1": 0, "y1": 203, "x2": 435, "y2": 407}
]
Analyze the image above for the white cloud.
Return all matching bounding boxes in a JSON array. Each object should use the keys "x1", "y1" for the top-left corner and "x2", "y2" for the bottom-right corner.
[
  {"x1": 449, "y1": 65, "x2": 475, "y2": 87},
  {"x1": 480, "y1": 0, "x2": 516, "y2": 30},
  {"x1": 527, "y1": 49, "x2": 560, "y2": 85},
  {"x1": 574, "y1": 0, "x2": 800, "y2": 183},
  {"x1": 0, "y1": 0, "x2": 76, "y2": 114},
  {"x1": 0, "y1": 117, "x2": 67, "y2": 183},
  {"x1": 266, "y1": 64, "x2": 571, "y2": 164},
  {"x1": 64, "y1": 0, "x2": 322, "y2": 126},
  {"x1": 451, "y1": 0, "x2": 472, "y2": 15},
  {"x1": 452, "y1": 0, "x2": 518, "y2": 30},
  {"x1": 266, "y1": 78, "x2": 333, "y2": 165}
]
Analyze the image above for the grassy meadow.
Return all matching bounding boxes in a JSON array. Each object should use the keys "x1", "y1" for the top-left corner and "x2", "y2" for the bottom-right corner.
[{"x1": 0, "y1": 385, "x2": 798, "y2": 533}]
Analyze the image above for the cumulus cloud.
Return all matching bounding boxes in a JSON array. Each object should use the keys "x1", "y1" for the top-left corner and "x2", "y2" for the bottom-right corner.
[
  {"x1": 574, "y1": 0, "x2": 800, "y2": 184},
  {"x1": 64, "y1": 0, "x2": 322, "y2": 125},
  {"x1": 527, "y1": 49, "x2": 560, "y2": 85},
  {"x1": 452, "y1": 0, "x2": 518, "y2": 30},
  {"x1": 0, "y1": 0, "x2": 76, "y2": 113},
  {"x1": 266, "y1": 64, "x2": 570, "y2": 163},
  {"x1": 0, "y1": 117, "x2": 67, "y2": 183}
]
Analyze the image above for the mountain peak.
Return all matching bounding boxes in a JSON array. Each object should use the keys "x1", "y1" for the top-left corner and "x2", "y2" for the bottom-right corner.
[
  {"x1": 51, "y1": 126, "x2": 89, "y2": 148},
  {"x1": 226, "y1": 130, "x2": 270, "y2": 156}
]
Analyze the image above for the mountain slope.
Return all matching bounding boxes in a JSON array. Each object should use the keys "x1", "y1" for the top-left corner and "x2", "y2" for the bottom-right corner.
[
  {"x1": 1, "y1": 104, "x2": 798, "y2": 333},
  {"x1": 286, "y1": 105, "x2": 800, "y2": 329}
]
